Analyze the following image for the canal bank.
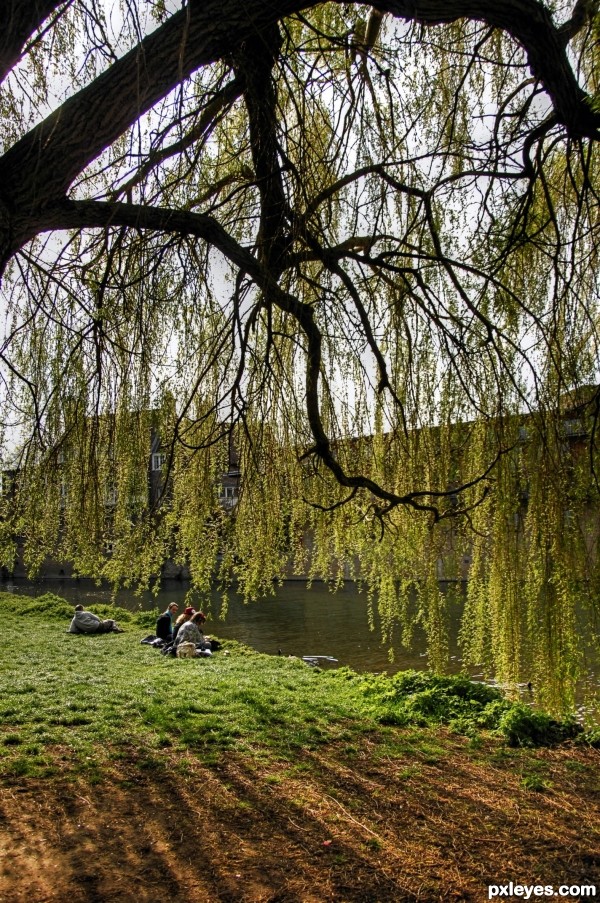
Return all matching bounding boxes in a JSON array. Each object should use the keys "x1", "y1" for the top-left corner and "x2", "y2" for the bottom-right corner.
[{"x1": 3, "y1": 576, "x2": 600, "y2": 717}]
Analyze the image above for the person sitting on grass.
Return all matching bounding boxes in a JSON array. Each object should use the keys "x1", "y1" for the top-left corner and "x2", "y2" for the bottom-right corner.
[
  {"x1": 68, "y1": 604, "x2": 124, "y2": 634},
  {"x1": 174, "y1": 611, "x2": 212, "y2": 655},
  {"x1": 156, "y1": 602, "x2": 179, "y2": 643},
  {"x1": 172, "y1": 606, "x2": 195, "y2": 645}
]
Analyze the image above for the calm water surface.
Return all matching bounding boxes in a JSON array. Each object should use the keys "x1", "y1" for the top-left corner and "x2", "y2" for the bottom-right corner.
[
  {"x1": 4, "y1": 578, "x2": 599, "y2": 709},
  {"x1": 5, "y1": 577, "x2": 449, "y2": 674}
]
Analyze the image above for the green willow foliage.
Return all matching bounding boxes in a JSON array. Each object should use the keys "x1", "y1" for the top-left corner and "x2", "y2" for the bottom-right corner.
[{"x1": 1, "y1": 2, "x2": 600, "y2": 710}]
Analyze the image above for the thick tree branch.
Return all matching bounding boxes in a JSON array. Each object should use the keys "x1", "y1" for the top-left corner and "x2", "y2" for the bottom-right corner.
[
  {"x1": 38, "y1": 198, "x2": 265, "y2": 278},
  {"x1": 0, "y1": 0, "x2": 597, "y2": 267},
  {"x1": 559, "y1": 0, "x2": 598, "y2": 44},
  {"x1": 0, "y1": 0, "x2": 67, "y2": 83},
  {"x1": 373, "y1": 0, "x2": 600, "y2": 138},
  {"x1": 0, "y1": 0, "x2": 304, "y2": 249},
  {"x1": 233, "y1": 23, "x2": 291, "y2": 272}
]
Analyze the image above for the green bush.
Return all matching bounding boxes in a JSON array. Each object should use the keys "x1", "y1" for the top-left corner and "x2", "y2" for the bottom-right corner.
[
  {"x1": 577, "y1": 728, "x2": 600, "y2": 748},
  {"x1": 498, "y1": 705, "x2": 582, "y2": 747},
  {"x1": 389, "y1": 671, "x2": 501, "y2": 704},
  {"x1": 358, "y1": 671, "x2": 584, "y2": 745},
  {"x1": 369, "y1": 671, "x2": 510, "y2": 732},
  {"x1": 135, "y1": 608, "x2": 160, "y2": 629},
  {"x1": 19, "y1": 593, "x2": 73, "y2": 620},
  {"x1": 81, "y1": 603, "x2": 135, "y2": 623},
  {"x1": 16, "y1": 592, "x2": 163, "y2": 629}
]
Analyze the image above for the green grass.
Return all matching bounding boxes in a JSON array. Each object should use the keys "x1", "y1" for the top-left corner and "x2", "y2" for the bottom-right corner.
[
  {"x1": 520, "y1": 773, "x2": 551, "y2": 792},
  {"x1": 0, "y1": 590, "x2": 595, "y2": 778},
  {"x1": 0, "y1": 591, "x2": 383, "y2": 774}
]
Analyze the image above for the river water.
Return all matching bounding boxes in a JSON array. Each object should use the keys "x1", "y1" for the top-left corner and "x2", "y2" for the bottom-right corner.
[
  {"x1": 4, "y1": 578, "x2": 599, "y2": 712},
  {"x1": 4, "y1": 577, "x2": 457, "y2": 674}
]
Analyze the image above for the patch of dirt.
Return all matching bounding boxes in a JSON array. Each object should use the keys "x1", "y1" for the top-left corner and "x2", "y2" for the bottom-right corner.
[{"x1": 0, "y1": 735, "x2": 598, "y2": 902}]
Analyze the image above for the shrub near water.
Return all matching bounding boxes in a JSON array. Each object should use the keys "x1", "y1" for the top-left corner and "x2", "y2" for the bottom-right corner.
[
  {"x1": 10, "y1": 591, "x2": 73, "y2": 619},
  {"x1": 354, "y1": 670, "x2": 586, "y2": 745},
  {"x1": 354, "y1": 669, "x2": 508, "y2": 730},
  {"x1": 498, "y1": 705, "x2": 582, "y2": 747}
]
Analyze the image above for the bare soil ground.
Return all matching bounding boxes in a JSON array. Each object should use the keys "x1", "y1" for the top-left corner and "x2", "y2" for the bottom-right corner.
[{"x1": 0, "y1": 735, "x2": 598, "y2": 903}]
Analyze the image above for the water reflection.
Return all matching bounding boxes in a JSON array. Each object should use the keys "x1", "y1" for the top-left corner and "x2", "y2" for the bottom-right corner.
[
  {"x1": 3, "y1": 579, "x2": 599, "y2": 704},
  {"x1": 4, "y1": 577, "x2": 436, "y2": 674}
]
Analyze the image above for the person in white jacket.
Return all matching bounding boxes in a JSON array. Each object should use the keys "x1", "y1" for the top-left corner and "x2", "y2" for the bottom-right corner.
[{"x1": 68, "y1": 604, "x2": 123, "y2": 634}]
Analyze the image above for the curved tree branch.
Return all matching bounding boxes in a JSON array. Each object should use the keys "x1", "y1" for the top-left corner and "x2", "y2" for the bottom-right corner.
[
  {"x1": 0, "y1": 0, "x2": 597, "y2": 269},
  {"x1": 0, "y1": 0, "x2": 68, "y2": 83}
]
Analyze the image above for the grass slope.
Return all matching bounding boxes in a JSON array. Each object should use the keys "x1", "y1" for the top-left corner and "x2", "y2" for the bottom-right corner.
[{"x1": 0, "y1": 592, "x2": 599, "y2": 901}]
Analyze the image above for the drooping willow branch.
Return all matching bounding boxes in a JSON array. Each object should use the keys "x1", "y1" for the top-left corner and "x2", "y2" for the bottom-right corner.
[{"x1": 36, "y1": 194, "x2": 499, "y2": 521}]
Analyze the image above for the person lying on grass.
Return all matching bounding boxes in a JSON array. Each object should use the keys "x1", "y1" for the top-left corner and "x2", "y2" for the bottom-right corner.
[{"x1": 68, "y1": 604, "x2": 124, "y2": 635}]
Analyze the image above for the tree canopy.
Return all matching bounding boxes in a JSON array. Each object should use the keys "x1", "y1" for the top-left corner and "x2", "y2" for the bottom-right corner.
[{"x1": 1, "y1": 0, "x2": 600, "y2": 708}]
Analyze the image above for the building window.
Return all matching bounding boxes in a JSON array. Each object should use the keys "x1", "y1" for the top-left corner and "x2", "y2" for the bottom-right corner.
[
  {"x1": 152, "y1": 453, "x2": 166, "y2": 471},
  {"x1": 562, "y1": 418, "x2": 586, "y2": 438},
  {"x1": 219, "y1": 484, "x2": 238, "y2": 508}
]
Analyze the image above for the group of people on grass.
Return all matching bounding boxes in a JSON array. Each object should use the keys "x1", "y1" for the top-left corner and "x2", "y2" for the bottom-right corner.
[
  {"x1": 68, "y1": 600, "x2": 214, "y2": 658},
  {"x1": 155, "y1": 602, "x2": 213, "y2": 657}
]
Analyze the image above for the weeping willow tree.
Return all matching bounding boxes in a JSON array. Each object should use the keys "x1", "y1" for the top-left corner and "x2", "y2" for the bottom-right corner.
[{"x1": 1, "y1": 0, "x2": 600, "y2": 709}]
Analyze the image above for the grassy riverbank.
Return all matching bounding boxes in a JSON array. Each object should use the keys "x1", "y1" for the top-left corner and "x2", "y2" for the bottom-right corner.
[{"x1": 0, "y1": 591, "x2": 599, "y2": 902}]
